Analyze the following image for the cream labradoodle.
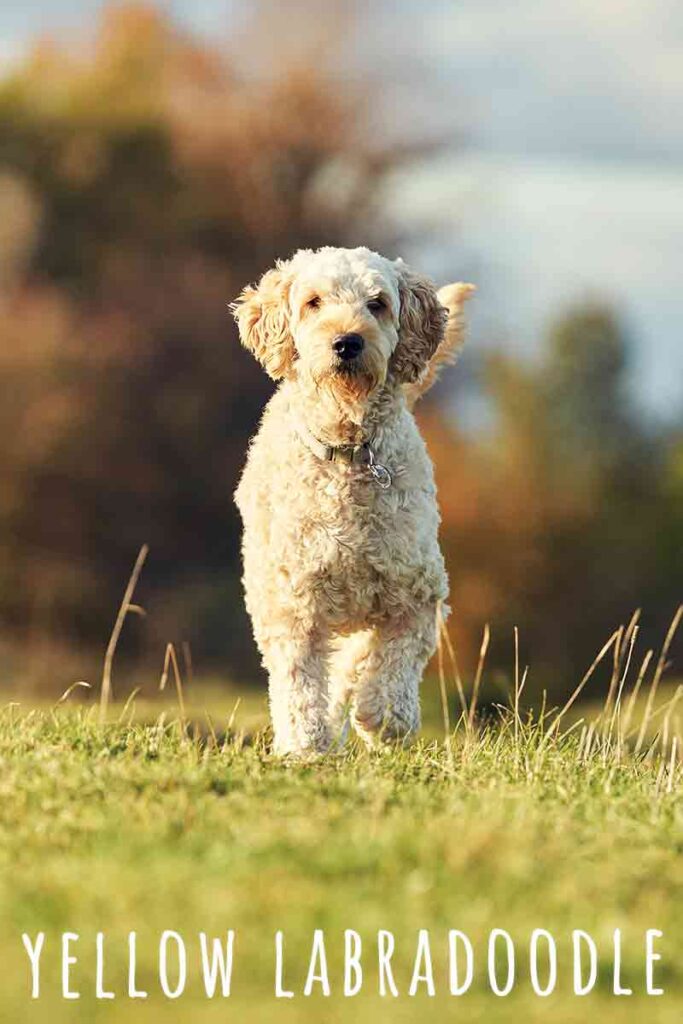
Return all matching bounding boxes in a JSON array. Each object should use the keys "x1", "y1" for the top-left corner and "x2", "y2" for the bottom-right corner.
[{"x1": 232, "y1": 247, "x2": 473, "y2": 755}]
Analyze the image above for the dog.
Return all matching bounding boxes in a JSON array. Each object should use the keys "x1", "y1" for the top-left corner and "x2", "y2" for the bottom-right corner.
[{"x1": 232, "y1": 246, "x2": 474, "y2": 755}]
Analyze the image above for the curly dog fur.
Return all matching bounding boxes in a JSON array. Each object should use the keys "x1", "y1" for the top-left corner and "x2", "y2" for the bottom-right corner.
[{"x1": 232, "y1": 246, "x2": 473, "y2": 755}]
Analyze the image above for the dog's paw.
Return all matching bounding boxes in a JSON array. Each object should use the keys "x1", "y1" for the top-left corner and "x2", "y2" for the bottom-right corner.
[
  {"x1": 274, "y1": 748, "x2": 326, "y2": 766},
  {"x1": 352, "y1": 699, "x2": 419, "y2": 746},
  {"x1": 271, "y1": 723, "x2": 333, "y2": 761}
]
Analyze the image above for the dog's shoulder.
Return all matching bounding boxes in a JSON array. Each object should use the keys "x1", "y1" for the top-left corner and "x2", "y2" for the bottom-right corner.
[
  {"x1": 378, "y1": 403, "x2": 436, "y2": 494},
  {"x1": 235, "y1": 387, "x2": 292, "y2": 508}
]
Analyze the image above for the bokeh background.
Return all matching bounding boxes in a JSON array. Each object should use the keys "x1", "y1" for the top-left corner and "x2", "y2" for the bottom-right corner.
[{"x1": 0, "y1": 0, "x2": 681, "y2": 704}]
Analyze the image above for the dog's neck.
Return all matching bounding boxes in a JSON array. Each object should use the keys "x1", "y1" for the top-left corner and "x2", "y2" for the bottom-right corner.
[{"x1": 286, "y1": 375, "x2": 402, "y2": 448}]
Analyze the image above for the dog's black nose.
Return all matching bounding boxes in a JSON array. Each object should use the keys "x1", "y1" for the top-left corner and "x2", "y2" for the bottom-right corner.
[{"x1": 333, "y1": 333, "x2": 364, "y2": 361}]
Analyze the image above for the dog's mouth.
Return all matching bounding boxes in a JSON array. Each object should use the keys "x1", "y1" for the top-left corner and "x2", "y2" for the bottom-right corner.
[
  {"x1": 328, "y1": 359, "x2": 384, "y2": 400},
  {"x1": 333, "y1": 356, "x2": 363, "y2": 376}
]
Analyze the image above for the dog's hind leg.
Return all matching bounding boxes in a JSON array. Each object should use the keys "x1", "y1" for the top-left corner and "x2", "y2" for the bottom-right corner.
[{"x1": 348, "y1": 608, "x2": 437, "y2": 747}]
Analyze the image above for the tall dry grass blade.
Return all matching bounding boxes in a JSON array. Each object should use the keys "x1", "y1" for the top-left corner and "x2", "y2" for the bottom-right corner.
[
  {"x1": 99, "y1": 544, "x2": 149, "y2": 722},
  {"x1": 159, "y1": 642, "x2": 187, "y2": 730},
  {"x1": 622, "y1": 648, "x2": 653, "y2": 738},
  {"x1": 468, "y1": 624, "x2": 490, "y2": 731},
  {"x1": 559, "y1": 717, "x2": 586, "y2": 742},
  {"x1": 607, "y1": 624, "x2": 639, "y2": 744},
  {"x1": 648, "y1": 686, "x2": 683, "y2": 753},
  {"x1": 54, "y1": 681, "x2": 91, "y2": 708},
  {"x1": 662, "y1": 707, "x2": 670, "y2": 758},
  {"x1": 622, "y1": 608, "x2": 641, "y2": 648},
  {"x1": 577, "y1": 724, "x2": 587, "y2": 760},
  {"x1": 604, "y1": 612, "x2": 639, "y2": 734},
  {"x1": 637, "y1": 684, "x2": 682, "y2": 730},
  {"x1": 118, "y1": 687, "x2": 141, "y2": 724},
  {"x1": 603, "y1": 626, "x2": 624, "y2": 721},
  {"x1": 434, "y1": 604, "x2": 452, "y2": 762},
  {"x1": 437, "y1": 604, "x2": 468, "y2": 719},
  {"x1": 514, "y1": 626, "x2": 520, "y2": 747},
  {"x1": 540, "y1": 629, "x2": 620, "y2": 750},
  {"x1": 538, "y1": 689, "x2": 549, "y2": 733},
  {"x1": 666, "y1": 737, "x2": 678, "y2": 794},
  {"x1": 635, "y1": 605, "x2": 683, "y2": 756},
  {"x1": 226, "y1": 697, "x2": 242, "y2": 733},
  {"x1": 204, "y1": 711, "x2": 219, "y2": 750},
  {"x1": 518, "y1": 665, "x2": 529, "y2": 700}
]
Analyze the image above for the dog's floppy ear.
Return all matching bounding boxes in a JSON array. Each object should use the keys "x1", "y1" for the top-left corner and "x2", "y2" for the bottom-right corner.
[
  {"x1": 231, "y1": 264, "x2": 295, "y2": 380},
  {"x1": 391, "y1": 260, "x2": 448, "y2": 383}
]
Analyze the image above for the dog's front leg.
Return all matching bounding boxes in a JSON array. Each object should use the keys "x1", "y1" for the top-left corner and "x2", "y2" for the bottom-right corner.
[
  {"x1": 351, "y1": 607, "x2": 436, "y2": 746},
  {"x1": 259, "y1": 627, "x2": 331, "y2": 757}
]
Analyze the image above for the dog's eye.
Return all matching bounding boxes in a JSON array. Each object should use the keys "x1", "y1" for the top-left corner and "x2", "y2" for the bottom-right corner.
[
  {"x1": 306, "y1": 296, "x2": 321, "y2": 310},
  {"x1": 367, "y1": 297, "x2": 385, "y2": 315}
]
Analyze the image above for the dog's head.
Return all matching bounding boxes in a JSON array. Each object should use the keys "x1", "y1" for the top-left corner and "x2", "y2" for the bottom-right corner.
[{"x1": 231, "y1": 247, "x2": 447, "y2": 402}]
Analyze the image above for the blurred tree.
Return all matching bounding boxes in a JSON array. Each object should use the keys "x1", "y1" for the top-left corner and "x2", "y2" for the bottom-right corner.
[
  {"x1": 426, "y1": 303, "x2": 680, "y2": 696},
  {"x1": 0, "y1": 2, "x2": 397, "y2": 683}
]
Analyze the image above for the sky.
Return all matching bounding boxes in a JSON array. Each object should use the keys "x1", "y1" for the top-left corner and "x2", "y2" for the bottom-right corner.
[
  {"x1": 1, "y1": 0, "x2": 681, "y2": 420},
  {"x1": 417, "y1": 0, "x2": 683, "y2": 164}
]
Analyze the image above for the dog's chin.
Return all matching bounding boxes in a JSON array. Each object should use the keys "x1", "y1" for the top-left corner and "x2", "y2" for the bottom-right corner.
[{"x1": 317, "y1": 359, "x2": 385, "y2": 403}]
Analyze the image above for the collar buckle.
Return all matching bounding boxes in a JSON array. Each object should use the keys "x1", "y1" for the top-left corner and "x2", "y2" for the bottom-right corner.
[{"x1": 366, "y1": 445, "x2": 393, "y2": 489}]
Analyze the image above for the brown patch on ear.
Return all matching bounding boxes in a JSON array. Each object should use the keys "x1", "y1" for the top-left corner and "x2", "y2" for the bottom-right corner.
[
  {"x1": 392, "y1": 263, "x2": 448, "y2": 384},
  {"x1": 231, "y1": 265, "x2": 295, "y2": 380}
]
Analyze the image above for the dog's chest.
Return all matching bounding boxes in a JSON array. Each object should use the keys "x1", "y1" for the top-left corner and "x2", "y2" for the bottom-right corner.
[
  {"x1": 313, "y1": 472, "x2": 414, "y2": 551},
  {"x1": 296, "y1": 471, "x2": 445, "y2": 624}
]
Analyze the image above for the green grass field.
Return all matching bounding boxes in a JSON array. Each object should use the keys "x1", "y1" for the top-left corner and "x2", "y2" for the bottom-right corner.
[{"x1": 0, "y1": 664, "x2": 680, "y2": 1024}]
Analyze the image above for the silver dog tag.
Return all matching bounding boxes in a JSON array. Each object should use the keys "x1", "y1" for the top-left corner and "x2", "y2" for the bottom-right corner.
[{"x1": 366, "y1": 446, "x2": 392, "y2": 489}]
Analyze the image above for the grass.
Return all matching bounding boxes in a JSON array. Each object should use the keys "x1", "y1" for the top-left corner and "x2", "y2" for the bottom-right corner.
[
  {"x1": 0, "y1": 672, "x2": 680, "y2": 1023},
  {"x1": 0, "y1": 567, "x2": 680, "y2": 1022}
]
